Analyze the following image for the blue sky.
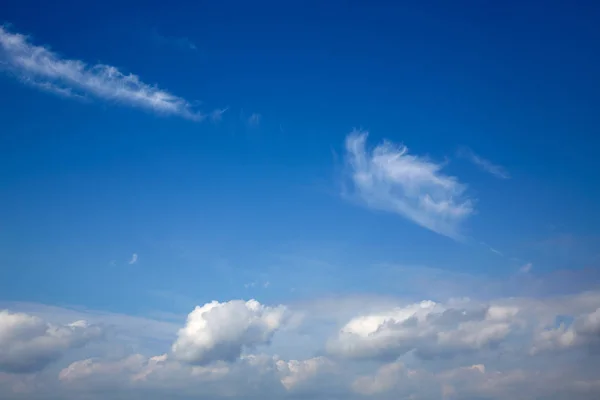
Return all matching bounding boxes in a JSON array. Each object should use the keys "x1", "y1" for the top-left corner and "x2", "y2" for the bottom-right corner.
[{"x1": 1, "y1": 1, "x2": 600, "y2": 399}]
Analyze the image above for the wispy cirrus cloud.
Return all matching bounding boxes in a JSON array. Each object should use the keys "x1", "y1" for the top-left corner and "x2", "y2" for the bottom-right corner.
[
  {"x1": 247, "y1": 113, "x2": 261, "y2": 126},
  {"x1": 20, "y1": 77, "x2": 87, "y2": 100},
  {"x1": 210, "y1": 107, "x2": 228, "y2": 122},
  {"x1": 519, "y1": 262, "x2": 533, "y2": 273},
  {"x1": 480, "y1": 241, "x2": 504, "y2": 256},
  {"x1": 0, "y1": 26, "x2": 208, "y2": 120},
  {"x1": 343, "y1": 130, "x2": 474, "y2": 239},
  {"x1": 128, "y1": 253, "x2": 138, "y2": 265},
  {"x1": 458, "y1": 147, "x2": 510, "y2": 179},
  {"x1": 151, "y1": 30, "x2": 198, "y2": 52}
]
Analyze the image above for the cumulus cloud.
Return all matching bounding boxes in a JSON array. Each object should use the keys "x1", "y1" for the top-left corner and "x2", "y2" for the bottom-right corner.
[
  {"x1": 60, "y1": 354, "x2": 243, "y2": 395},
  {"x1": 0, "y1": 310, "x2": 102, "y2": 373},
  {"x1": 59, "y1": 352, "x2": 332, "y2": 398},
  {"x1": 327, "y1": 300, "x2": 521, "y2": 361},
  {"x1": 437, "y1": 364, "x2": 533, "y2": 399},
  {"x1": 352, "y1": 361, "x2": 421, "y2": 395},
  {"x1": 0, "y1": 26, "x2": 209, "y2": 120},
  {"x1": 458, "y1": 147, "x2": 510, "y2": 179},
  {"x1": 56, "y1": 351, "x2": 600, "y2": 400},
  {"x1": 2, "y1": 290, "x2": 600, "y2": 399},
  {"x1": 59, "y1": 354, "x2": 151, "y2": 383},
  {"x1": 59, "y1": 353, "x2": 235, "y2": 391},
  {"x1": 351, "y1": 361, "x2": 600, "y2": 400},
  {"x1": 350, "y1": 361, "x2": 568, "y2": 400},
  {"x1": 275, "y1": 356, "x2": 333, "y2": 391},
  {"x1": 171, "y1": 299, "x2": 287, "y2": 365},
  {"x1": 531, "y1": 307, "x2": 600, "y2": 353},
  {"x1": 344, "y1": 131, "x2": 474, "y2": 239}
]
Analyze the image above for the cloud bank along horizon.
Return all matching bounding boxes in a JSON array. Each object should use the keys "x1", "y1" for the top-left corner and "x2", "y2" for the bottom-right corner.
[{"x1": 2, "y1": 289, "x2": 600, "y2": 399}]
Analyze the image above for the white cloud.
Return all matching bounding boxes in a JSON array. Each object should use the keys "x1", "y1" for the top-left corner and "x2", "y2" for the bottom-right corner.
[
  {"x1": 210, "y1": 107, "x2": 228, "y2": 122},
  {"x1": 344, "y1": 130, "x2": 474, "y2": 239},
  {"x1": 352, "y1": 361, "x2": 412, "y2": 395},
  {"x1": 531, "y1": 307, "x2": 600, "y2": 353},
  {"x1": 58, "y1": 352, "x2": 332, "y2": 398},
  {"x1": 128, "y1": 253, "x2": 138, "y2": 265},
  {"x1": 0, "y1": 26, "x2": 208, "y2": 120},
  {"x1": 244, "y1": 280, "x2": 270, "y2": 289},
  {"x1": 0, "y1": 301, "x2": 181, "y2": 346},
  {"x1": 275, "y1": 356, "x2": 333, "y2": 390},
  {"x1": 60, "y1": 354, "x2": 240, "y2": 394},
  {"x1": 459, "y1": 147, "x2": 510, "y2": 179},
  {"x1": 59, "y1": 354, "x2": 150, "y2": 383},
  {"x1": 152, "y1": 30, "x2": 197, "y2": 52},
  {"x1": 1, "y1": 290, "x2": 600, "y2": 399},
  {"x1": 56, "y1": 350, "x2": 600, "y2": 400},
  {"x1": 171, "y1": 299, "x2": 287, "y2": 365},
  {"x1": 351, "y1": 361, "x2": 600, "y2": 400},
  {"x1": 519, "y1": 262, "x2": 533, "y2": 273},
  {"x1": 437, "y1": 364, "x2": 532, "y2": 399},
  {"x1": 327, "y1": 299, "x2": 522, "y2": 361},
  {"x1": 0, "y1": 310, "x2": 101, "y2": 373},
  {"x1": 480, "y1": 241, "x2": 504, "y2": 256},
  {"x1": 44, "y1": 350, "x2": 600, "y2": 400},
  {"x1": 19, "y1": 76, "x2": 87, "y2": 100}
]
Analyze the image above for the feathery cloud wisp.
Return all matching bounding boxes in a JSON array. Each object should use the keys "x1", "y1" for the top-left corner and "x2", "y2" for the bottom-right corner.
[
  {"x1": 152, "y1": 30, "x2": 197, "y2": 52},
  {"x1": 344, "y1": 130, "x2": 474, "y2": 239},
  {"x1": 0, "y1": 26, "x2": 206, "y2": 120},
  {"x1": 248, "y1": 113, "x2": 261, "y2": 126},
  {"x1": 128, "y1": 253, "x2": 138, "y2": 265},
  {"x1": 210, "y1": 107, "x2": 228, "y2": 122},
  {"x1": 520, "y1": 263, "x2": 533, "y2": 273},
  {"x1": 480, "y1": 241, "x2": 504, "y2": 256},
  {"x1": 458, "y1": 147, "x2": 510, "y2": 179}
]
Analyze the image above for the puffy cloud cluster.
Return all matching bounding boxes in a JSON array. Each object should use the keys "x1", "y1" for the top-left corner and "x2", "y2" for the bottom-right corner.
[
  {"x1": 275, "y1": 356, "x2": 333, "y2": 391},
  {"x1": 171, "y1": 299, "x2": 287, "y2": 365},
  {"x1": 53, "y1": 354, "x2": 600, "y2": 400},
  {"x1": 59, "y1": 352, "x2": 233, "y2": 390},
  {"x1": 0, "y1": 310, "x2": 102, "y2": 373},
  {"x1": 327, "y1": 299, "x2": 521, "y2": 361},
  {"x1": 350, "y1": 361, "x2": 600, "y2": 400},
  {"x1": 352, "y1": 362, "x2": 424, "y2": 396},
  {"x1": 58, "y1": 352, "x2": 332, "y2": 398},
  {"x1": 532, "y1": 307, "x2": 600, "y2": 353},
  {"x1": 1, "y1": 293, "x2": 600, "y2": 399},
  {"x1": 435, "y1": 363, "x2": 535, "y2": 400}
]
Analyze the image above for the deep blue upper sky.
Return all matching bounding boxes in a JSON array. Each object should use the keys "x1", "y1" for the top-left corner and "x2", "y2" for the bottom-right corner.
[{"x1": 1, "y1": 0, "x2": 599, "y2": 315}]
